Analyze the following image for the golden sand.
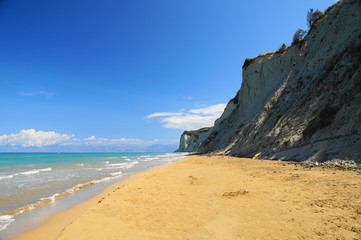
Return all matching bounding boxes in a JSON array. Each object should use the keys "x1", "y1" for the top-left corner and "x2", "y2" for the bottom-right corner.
[{"x1": 13, "y1": 155, "x2": 361, "y2": 240}]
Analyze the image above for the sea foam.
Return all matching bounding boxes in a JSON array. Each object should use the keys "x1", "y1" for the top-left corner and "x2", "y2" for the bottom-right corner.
[
  {"x1": 0, "y1": 215, "x2": 14, "y2": 231},
  {"x1": 19, "y1": 168, "x2": 52, "y2": 175},
  {"x1": 0, "y1": 168, "x2": 52, "y2": 181}
]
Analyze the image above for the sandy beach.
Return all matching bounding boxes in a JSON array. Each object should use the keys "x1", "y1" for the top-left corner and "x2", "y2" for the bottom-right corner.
[{"x1": 12, "y1": 155, "x2": 361, "y2": 240}]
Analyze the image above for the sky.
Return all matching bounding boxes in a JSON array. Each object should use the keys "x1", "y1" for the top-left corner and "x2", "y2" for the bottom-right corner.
[{"x1": 0, "y1": 0, "x2": 336, "y2": 152}]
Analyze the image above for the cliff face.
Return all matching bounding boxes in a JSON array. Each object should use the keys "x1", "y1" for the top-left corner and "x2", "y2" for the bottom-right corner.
[
  {"x1": 178, "y1": 0, "x2": 361, "y2": 162},
  {"x1": 176, "y1": 128, "x2": 212, "y2": 152}
]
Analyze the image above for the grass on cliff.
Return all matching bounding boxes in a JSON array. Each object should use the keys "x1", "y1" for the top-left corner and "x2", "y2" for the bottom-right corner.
[
  {"x1": 184, "y1": 127, "x2": 213, "y2": 138},
  {"x1": 242, "y1": 51, "x2": 276, "y2": 69}
]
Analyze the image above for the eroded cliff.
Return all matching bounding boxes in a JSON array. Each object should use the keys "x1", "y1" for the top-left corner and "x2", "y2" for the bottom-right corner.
[
  {"x1": 177, "y1": 0, "x2": 361, "y2": 163},
  {"x1": 176, "y1": 127, "x2": 212, "y2": 152}
]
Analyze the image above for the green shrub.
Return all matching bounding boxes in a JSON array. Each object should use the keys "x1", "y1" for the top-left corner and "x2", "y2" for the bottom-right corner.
[
  {"x1": 276, "y1": 44, "x2": 287, "y2": 53},
  {"x1": 184, "y1": 127, "x2": 213, "y2": 137},
  {"x1": 243, "y1": 58, "x2": 254, "y2": 68},
  {"x1": 264, "y1": 104, "x2": 275, "y2": 112},
  {"x1": 280, "y1": 118, "x2": 292, "y2": 128},
  {"x1": 292, "y1": 29, "x2": 307, "y2": 45},
  {"x1": 307, "y1": 8, "x2": 324, "y2": 28},
  {"x1": 283, "y1": 137, "x2": 290, "y2": 144},
  {"x1": 271, "y1": 96, "x2": 279, "y2": 103},
  {"x1": 184, "y1": 127, "x2": 213, "y2": 143}
]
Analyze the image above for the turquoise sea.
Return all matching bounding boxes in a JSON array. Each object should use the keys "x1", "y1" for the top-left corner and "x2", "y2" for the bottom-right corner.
[{"x1": 0, "y1": 152, "x2": 187, "y2": 238}]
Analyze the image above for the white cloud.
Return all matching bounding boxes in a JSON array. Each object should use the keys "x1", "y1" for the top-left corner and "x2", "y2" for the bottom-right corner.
[
  {"x1": 161, "y1": 114, "x2": 218, "y2": 130},
  {"x1": 0, "y1": 129, "x2": 74, "y2": 147},
  {"x1": 0, "y1": 130, "x2": 167, "y2": 151},
  {"x1": 147, "y1": 103, "x2": 226, "y2": 130},
  {"x1": 146, "y1": 112, "x2": 183, "y2": 119},
  {"x1": 189, "y1": 104, "x2": 226, "y2": 115},
  {"x1": 84, "y1": 136, "x2": 96, "y2": 141}
]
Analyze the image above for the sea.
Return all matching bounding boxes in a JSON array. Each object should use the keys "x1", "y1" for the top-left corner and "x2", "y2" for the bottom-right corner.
[{"x1": 0, "y1": 152, "x2": 187, "y2": 239}]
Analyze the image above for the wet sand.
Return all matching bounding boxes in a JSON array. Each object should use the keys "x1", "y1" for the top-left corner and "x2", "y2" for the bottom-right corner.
[{"x1": 12, "y1": 155, "x2": 361, "y2": 240}]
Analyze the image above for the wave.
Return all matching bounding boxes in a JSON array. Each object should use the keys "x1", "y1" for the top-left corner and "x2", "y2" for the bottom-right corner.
[
  {"x1": 19, "y1": 168, "x2": 52, "y2": 175},
  {"x1": 138, "y1": 153, "x2": 188, "y2": 162},
  {"x1": 0, "y1": 153, "x2": 187, "y2": 231},
  {"x1": 0, "y1": 168, "x2": 52, "y2": 181},
  {"x1": 124, "y1": 160, "x2": 138, "y2": 168},
  {"x1": 106, "y1": 163, "x2": 128, "y2": 167},
  {"x1": 0, "y1": 175, "x2": 15, "y2": 180},
  {"x1": 110, "y1": 171, "x2": 123, "y2": 176},
  {"x1": 0, "y1": 215, "x2": 14, "y2": 231},
  {"x1": 142, "y1": 157, "x2": 157, "y2": 161},
  {"x1": 106, "y1": 161, "x2": 139, "y2": 170},
  {"x1": 0, "y1": 169, "x2": 125, "y2": 231}
]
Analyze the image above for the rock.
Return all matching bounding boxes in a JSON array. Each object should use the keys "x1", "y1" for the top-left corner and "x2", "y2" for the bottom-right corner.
[
  {"x1": 307, "y1": 148, "x2": 328, "y2": 163},
  {"x1": 177, "y1": 0, "x2": 361, "y2": 164},
  {"x1": 176, "y1": 127, "x2": 213, "y2": 152}
]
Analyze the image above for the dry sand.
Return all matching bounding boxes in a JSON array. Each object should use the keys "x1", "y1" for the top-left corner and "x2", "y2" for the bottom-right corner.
[{"x1": 13, "y1": 155, "x2": 361, "y2": 240}]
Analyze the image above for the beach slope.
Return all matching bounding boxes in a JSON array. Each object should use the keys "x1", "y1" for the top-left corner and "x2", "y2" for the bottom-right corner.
[{"x1": 13, "y1": 156, "x2": 361, "y2": 240}]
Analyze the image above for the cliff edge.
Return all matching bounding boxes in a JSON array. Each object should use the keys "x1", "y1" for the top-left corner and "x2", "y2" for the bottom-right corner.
[
  {"x1": 177, "y1": 0, "x2": 361, "y2": 163},
  {"x1": 176, "y1": 127, "x2": 212, "y2": 152}
]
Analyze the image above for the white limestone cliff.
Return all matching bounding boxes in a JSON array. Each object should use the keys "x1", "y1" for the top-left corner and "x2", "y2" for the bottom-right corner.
[
  {"x1": 176, "y1": 127, "x2": 212, "y2": 152},
  {"x1": 177, "y1": 0, "x2": 361, "y2": 163}
]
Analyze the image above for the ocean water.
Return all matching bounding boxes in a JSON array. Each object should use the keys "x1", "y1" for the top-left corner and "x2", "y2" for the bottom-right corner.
[{"x1": 0, "y1": 152, "x2": 187, "y2": 236}]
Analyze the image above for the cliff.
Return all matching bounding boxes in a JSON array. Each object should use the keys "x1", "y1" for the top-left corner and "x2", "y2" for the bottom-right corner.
[
  {"x1": 176, "y1": 127, "x2": 212, "y2": 152},
  {"x1": 177, "y1": 0, "x2": 361, "y2": 163}
]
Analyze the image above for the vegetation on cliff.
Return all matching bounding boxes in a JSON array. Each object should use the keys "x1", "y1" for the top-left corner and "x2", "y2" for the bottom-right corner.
[{"x1": 184, "y1": 127, "x2": 213, "y2": 138}]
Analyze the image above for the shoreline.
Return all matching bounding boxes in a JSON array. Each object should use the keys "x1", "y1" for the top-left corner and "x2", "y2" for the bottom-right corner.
[
  {"x1": 0, "y1": 153, "x2": 187, "y2": 240},
  {"x1": 10, "y1": 175, "x2": 138, "y2": 240},
  {"x1": 10, "y1": 156, "x2": 187, "y2": 240},
  {"x1": 11, "y1": 155, "x2": 361, "y2": 240},
  {"x1": 1, "y1": 172, "x2": 127, "y2": 239}
]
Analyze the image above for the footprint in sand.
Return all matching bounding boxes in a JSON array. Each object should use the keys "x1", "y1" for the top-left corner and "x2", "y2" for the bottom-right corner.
[
  {"x1": 188, "y1": 176, "x2": 200, "y2": 185},
  {"x1": 222, "y1": 189, "x2": 249, "y2": 198}
]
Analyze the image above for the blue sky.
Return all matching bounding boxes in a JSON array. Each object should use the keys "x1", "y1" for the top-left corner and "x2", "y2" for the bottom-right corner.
[{"x1": 0, "y1": 0, "x2": 336, "y2": 152}]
